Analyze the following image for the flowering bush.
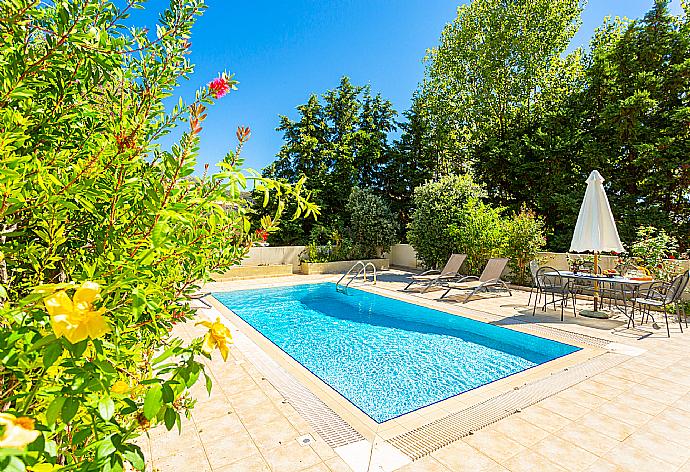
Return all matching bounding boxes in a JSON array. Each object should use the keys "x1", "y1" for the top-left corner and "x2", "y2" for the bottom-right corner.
[
  {"x1": 631, "y1": 226, "x2": 681, "y2": 280},
  {"x1": 0, "y1": 1, "x2": 316, "y2": 470}
]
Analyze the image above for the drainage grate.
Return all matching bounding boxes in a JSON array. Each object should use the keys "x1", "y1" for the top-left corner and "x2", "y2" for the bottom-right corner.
[
  {"x1": 492, "y1": 315, "x2": 612, "y2": 348},
  {"x1": 387, "y1": 352, "x2": 627, "y2": 460},
  {"x1": 231, "y1": 330, "x2": 364, "y2": 448}
]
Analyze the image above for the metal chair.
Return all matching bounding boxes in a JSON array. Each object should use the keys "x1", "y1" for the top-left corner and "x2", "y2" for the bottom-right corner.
[
  {"x1": 527, "y1": 260, "x2": 540, "y2": 306},
  {"x1": 532, "y1": 266, "x2": 575, "y2": 321},
  {"x1": 631, "y1": 270, "x2": 689, "y2": 337}
]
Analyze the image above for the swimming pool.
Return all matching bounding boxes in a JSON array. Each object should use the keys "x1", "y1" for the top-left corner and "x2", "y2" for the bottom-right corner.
[{"x1": 214, "y1": 283, "x2": 580, "y2": 423}]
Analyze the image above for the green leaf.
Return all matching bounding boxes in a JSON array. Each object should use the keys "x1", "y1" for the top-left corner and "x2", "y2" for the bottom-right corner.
[
  {"x1": 96, "y1": 437, "x2": 116, "y2": 459},
  {"x1": 62, "y1": 397, "x2": 79, "y2": 423},
  {"x1": 98, "y1": 397, "x2": 115, "y2": 421},
  {"x1": 46, "y1": 397, "x2": 65, "y2": 426},
  {"x1": 30, "y1": 334, "x2": 57, "y2": 351},
  {"x1": 43, "y1": 343, "x2": 62, "y2": 369},
  {"x1": 123, "y1": 448, "x2": 146, "y2": 470},
  {"x1": 1, "y1": 456, "x2": 25, "y2": 472},
  {"x1": 163, "y1": 407, "x2": 176, "y2": 431},
  {"x1": 143, "y1": 385, "x2": 162, "y2": 420}
]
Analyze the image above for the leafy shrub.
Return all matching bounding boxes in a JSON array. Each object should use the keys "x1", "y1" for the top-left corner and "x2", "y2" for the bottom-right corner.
[
  {"x1": 407, "y1": 175, "x2": 486, "y2": 268},
  {"x1": 630, "y1": 226, "x2": 681, "y2": 280},
  {"x1": 0, "y1": 2, "x2": 315, "y2": 470},
  {"x1": 345, "y1": 188, "x2": 399, "y2": 259},
  {"x1": 446, "y1": 199, "x2": 505, "y2": 275},
  {"x1": 502, "y1": 207, "x2": 547, "y2": 285}
]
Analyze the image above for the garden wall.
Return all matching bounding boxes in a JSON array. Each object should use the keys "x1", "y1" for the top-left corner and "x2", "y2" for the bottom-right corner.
[{"x1": 218, "y1": 245, "x2": 689, "y2": 300}]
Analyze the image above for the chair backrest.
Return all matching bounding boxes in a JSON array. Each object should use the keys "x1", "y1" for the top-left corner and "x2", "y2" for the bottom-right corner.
[
  {"x1": 440, "y1": 254, "x2": 466, "y2": 276},
  {"x1": 529, "y1": 260, "x2": 540, "y2": 280},
  {"x1": 580, "y1": 260, "x2": 602, "y2": 275},
  {"x1": 665, "y1": 270, "x2": 690, "y2": 304},
  {"x1": 535, "y1": 266, "x2": 562, "y2": 289},
  {"x1": 479, "y1": 258, "x2": 509, "y2": 282}
]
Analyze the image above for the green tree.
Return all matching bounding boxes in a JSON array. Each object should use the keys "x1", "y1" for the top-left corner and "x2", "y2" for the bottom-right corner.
[
  {"x1": 423, "y1": 0, "x2": 583, "y2": 164},
  {"x1": 0, "y1": 1, "x2": 315, "y2": 470},
  {"x1": 407, "y1": 174, "x2": 486, "y2": 269},
  {"x1": 502, "y1": 207, "x2": 547, "y2": 284},
  {"x1": 581, "y1": 0, "x2": 690, "y2": 248},
  {"x1": 345, "y1": 188, "x2": 399, "y2": 259},
  {"x1": 383, "y1": 96, "x2": 437, "y2": 238},
  {"x1": 446, "y1": 199, "x2": 505, "y2": 275},
  {"x1": 260, "y1": 77, "x2": 397, "y2": 243}
]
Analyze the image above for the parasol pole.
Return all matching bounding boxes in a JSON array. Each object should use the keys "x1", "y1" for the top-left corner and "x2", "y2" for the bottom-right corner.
[{"x1": 593, "y1": 252, "x2": 599, "y2": 312}]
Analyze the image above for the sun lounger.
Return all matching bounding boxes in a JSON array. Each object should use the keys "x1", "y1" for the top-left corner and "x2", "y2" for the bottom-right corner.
[
  {"x1": 403, "y1": 254, "x2": 467, "y2": 293},
  {"x1": 440, "y1": 257, "x2": 511, "y2": 303}
]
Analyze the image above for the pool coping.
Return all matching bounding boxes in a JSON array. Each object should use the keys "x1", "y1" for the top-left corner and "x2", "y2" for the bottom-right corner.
[{"x1": 206, "y1": 278, "x2": 610, "y2": 442}]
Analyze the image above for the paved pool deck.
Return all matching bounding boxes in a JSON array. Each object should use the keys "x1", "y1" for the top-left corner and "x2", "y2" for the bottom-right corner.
[{"x1": 143, "y1": 271, "x2": 690, "y2": 472}]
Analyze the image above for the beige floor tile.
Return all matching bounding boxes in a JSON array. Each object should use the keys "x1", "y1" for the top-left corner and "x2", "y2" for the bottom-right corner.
[
  {"x1": 192, "y1": 398, "x2": 235, "y2": 424},
  {"x1": 622, "y1": 392, "x2": 668, "y2": 416},
  {"x1": 500, "y1": 449, "x2": 567, "y2": 472},
  {"x1": 602, "y1": 366, "x2": 650, "y2": 384},
  {"x1": 538, "y1": 395, "x2": 591, "y2": 420},
  {"x1": 638, "y1": 415, "x2": 690, "y2": 444},
  {"x1": 530, "y1": 436, "x2": 599, "y2": 472},
  {"x1": 431, "y1": 439, "x2": 500, "y2": 471},
  {"x1": 578, "y1": 412, "x2": 637, "y2": 441},
  {"x1": 656, "y1": 405, "x2": 690, "y2": 425},
  {"x1": 149, "y1": 426, "x2": 200, "y2": 460},
  {"x1": 395, "y1": 456, "x2": 449, "y2": 471},
  {"x1": 602, "y1": 442, "x2": 676, "y2": 471},
  {"x1": 626, "y1": 383, "x2": 683, "y2": 404},
  {"x1": 515, "y1": 405, "x2": 571, "y2": 433},
  {"x1": 462, "y1": 429, "x2": 525, "y2": 463},
  {"x1": 324, "y1": 456, "x2": 355, "y2": 472},
  {"x1": 153, "y1": 443, "x2": 211, "y2": 471},
  {"x1": 302, "y1": 463, "x2": 330, "y2": 472},
  {"x1": 229, "y1": 388, "x2": 272, "y2": 411},
  {"x1": 577, "y1": 380, "x2": 624, "y2": 399},
  {"x1": 623, "y1": 430, "x2": 690, "y2": 467},
  {"x1": 309, "y1": 437, "x2": 337, "y2": 461},
  {"x1": 262, "y1": 441, "x2": 323, "y2": 472},
  {"x1": 554, "y1": 387, "x2": 608, "y2": 409},
  {"x1": 640, "y1": 376, "x2": 690, "y2": 396},
  {"x1": 585, "y1": 458, "x2": 626, "y2": 472},
  {"x1": 203, "y1": 429, "x2": 260, "y2": 469},
  {"x1": 195, "y1": 413, "x2": 246, "y2": 442},
  {"x1": 246, "y1": 417, "x2": 299, "y2": 450},
  {"x1": 594, "y1": 401, "x2": 654, "y2": 427},
  {"x1": 488, "y1": 416, "x2": 550, "y2": 447},
  {"x1": 213, "y1": 453, "x2": 271, "y2": 472},
  {"x1": 554, "y1": 422, "x2": 620, "y2": 457}
]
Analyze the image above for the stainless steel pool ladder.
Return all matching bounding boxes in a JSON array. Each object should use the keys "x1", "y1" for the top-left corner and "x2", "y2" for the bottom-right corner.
[{"x1": 336, "y1": 261, "x2": 377, "y2": 294}]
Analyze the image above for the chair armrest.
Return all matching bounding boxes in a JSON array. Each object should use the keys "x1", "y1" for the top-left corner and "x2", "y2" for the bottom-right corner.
[
  {"x1": 451, "y1": 275, "x2": 480, "y2": 284},
  {"x1": 417, "y1": 269, "x2": 441, "y2": 277},
  {"x1": 643, "y1": 281, "x2": 669, "y2": 299}
]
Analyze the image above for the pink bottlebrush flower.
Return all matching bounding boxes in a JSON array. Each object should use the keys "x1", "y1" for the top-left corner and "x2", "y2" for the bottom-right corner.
[{"x1": 209, "y1": 77, "x2": 230, "y2": 99}]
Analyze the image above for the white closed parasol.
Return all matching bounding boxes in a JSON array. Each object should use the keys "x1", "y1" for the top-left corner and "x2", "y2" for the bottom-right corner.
[{"x1": 570, "y1": 170, "x2": 625, "y2": 313}]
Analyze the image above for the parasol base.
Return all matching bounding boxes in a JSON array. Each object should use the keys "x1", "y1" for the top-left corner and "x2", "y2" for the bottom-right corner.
[{"x1": 579, "y1": 310, "x2": 610, "y2": 319}]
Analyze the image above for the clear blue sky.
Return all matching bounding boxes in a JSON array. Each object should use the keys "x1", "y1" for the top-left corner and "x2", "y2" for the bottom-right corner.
[{"x1": 132, "y1": 0, "x2": 683, "y2": 175}]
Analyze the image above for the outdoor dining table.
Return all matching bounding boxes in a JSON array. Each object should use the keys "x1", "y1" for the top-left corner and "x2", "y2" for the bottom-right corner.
[{"x1": 546, "y1": 271, "x2": 656, "y2": 326}]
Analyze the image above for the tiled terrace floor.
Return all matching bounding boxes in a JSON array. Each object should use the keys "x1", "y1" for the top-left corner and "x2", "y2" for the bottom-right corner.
[{"x1": 144, "y1": 271, "x2": 690, "y2": 472}]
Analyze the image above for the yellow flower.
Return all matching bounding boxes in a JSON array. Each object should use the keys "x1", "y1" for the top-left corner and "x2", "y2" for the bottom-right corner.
[
  {"x1": 111, "y1": 380, "x2": 130, "y2": 394},
  {"x1": 196, "y1": 317, "x2": 232, "y2": 361},
  {"x1": 44, "y1": 281, "x2": 110, "y2": 344},
  {"x1": 0, "y1": 413, "x2": 40, "y2": 449}
]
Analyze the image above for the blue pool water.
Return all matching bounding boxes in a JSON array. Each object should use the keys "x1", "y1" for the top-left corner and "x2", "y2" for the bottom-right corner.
[{"x1": 214, "y1": 283, "x2": 580, "y2": 423}]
